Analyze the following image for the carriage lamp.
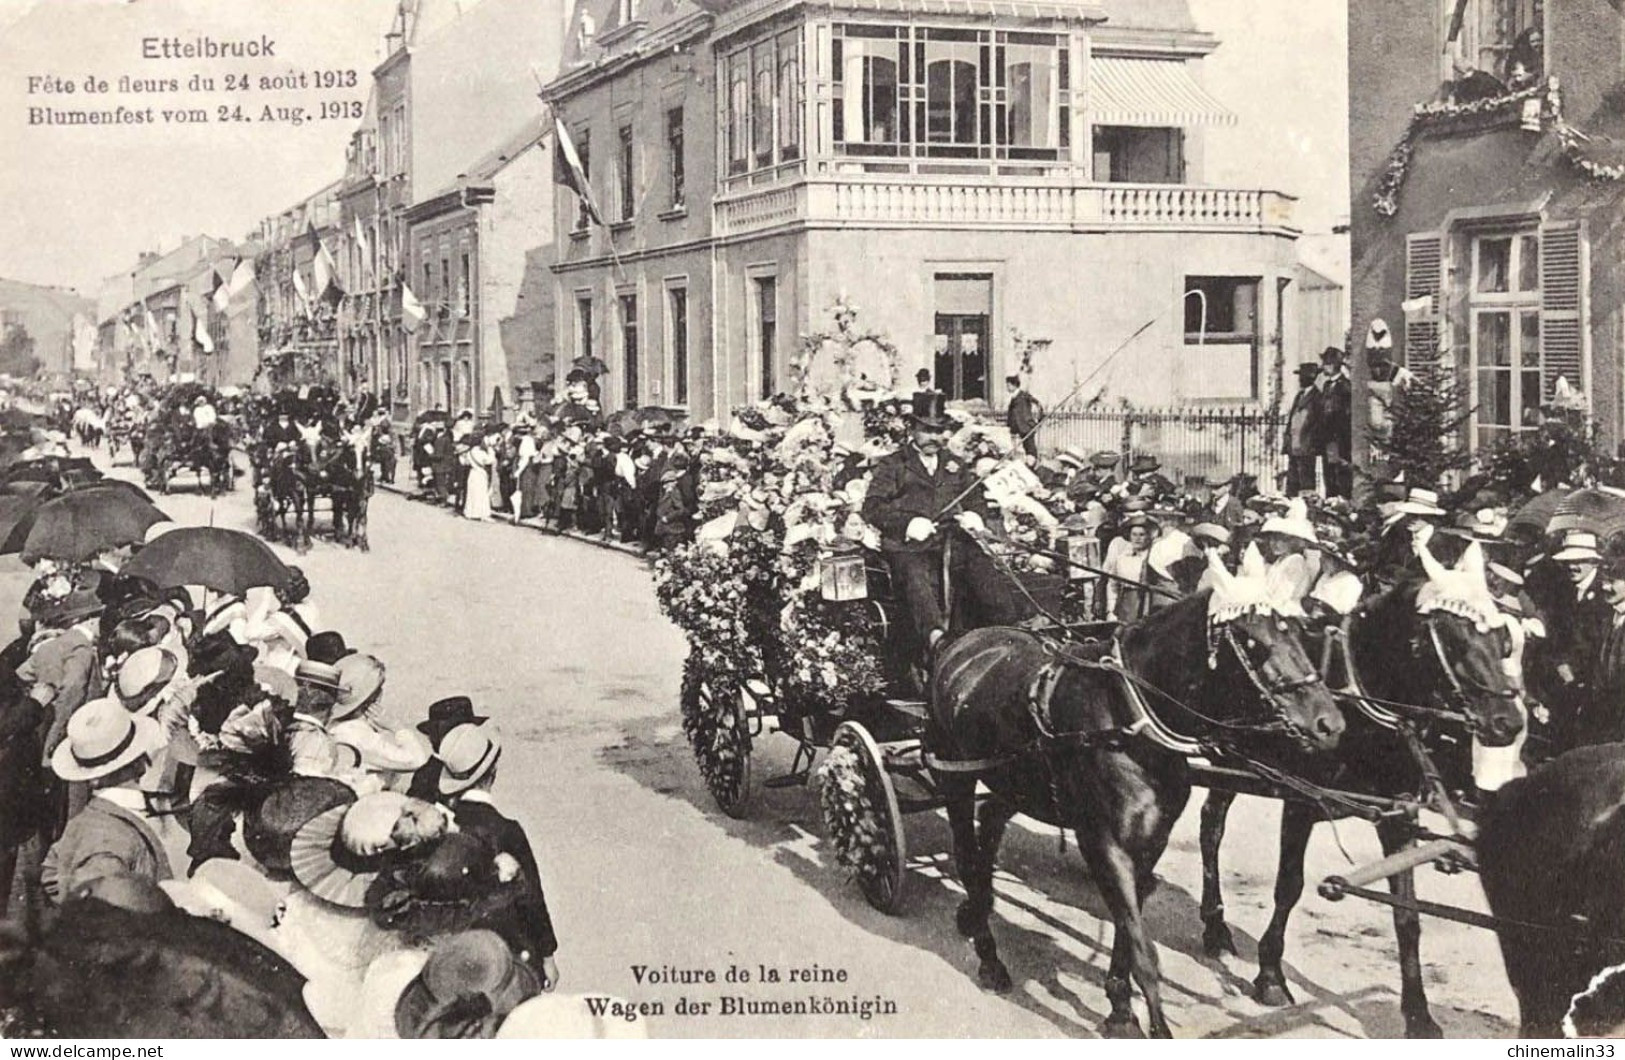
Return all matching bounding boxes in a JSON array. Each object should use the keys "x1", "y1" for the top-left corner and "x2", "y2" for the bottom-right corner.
[
  {"x1": 819, "y1": 548, "x2": 869, "y2": 602},
  {"x1": 1065, "y1": 533, "x2": 1101, "y2": 582}
]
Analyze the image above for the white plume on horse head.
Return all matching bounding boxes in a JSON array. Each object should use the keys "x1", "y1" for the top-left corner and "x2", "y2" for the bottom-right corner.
[
  {"x1": 1208, "y1": 542, "x2": 1299, "y2": 623},
  {"x1": 1417, "y1": 538, "x2": 1500, "y2": 629}
]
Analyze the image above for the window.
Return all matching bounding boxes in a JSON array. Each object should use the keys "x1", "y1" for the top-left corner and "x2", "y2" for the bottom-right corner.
[
  {"x1": 574, "y1": 130, "x2": 593, "y2": 230},
  {"x1": 1091, "y1": 127, "x2": 1184, "y2": 183},
  {"x1": 933, "y1": 273, "x2": 992, "y2": 401},
  {"x1": 831, "y1": 26, "x2": 1068, "y2": 161},
  {"x1": 1183, "y1": 276, "x2": 1260, "y2": 401},
  {"x1": 440, "y1": 257, "x2": 450, "y2": 317},
  {"x1": 422, "y1": 262, "x2": 433, "y2": 306},
  {"x1": 752, "y1": 42, "x2": 776, "y2": 168},
  {"x1": 619, "y1": 293, "x2": 639, "y2": 409},
  {"x1": 1470, "y1": 231, "x2": 1543, "y2": 448},
  {"x1": 668, "y1": 285, "x2": 689, "y2": 404},
  {"x1": 778, "y1": 32, "x2": 802, "y2": 160},
  {"x1": 728, "y1": 52, "x2": 750, "y2": 174},
  {"x1": 666, "y1": 107, "x2": 685, "y2": 207},
  {"x1": 459, "y1": 252, "x2": 472, "y2": 318},
  {"x1": 577, "y1": 294, "x2": 594, "y2": 361},
  {"x1": 753, "y1": 276, "x2": 777, "y2": 399},
  {"x1": 1444, "y1": 0, "x2": 1543, "y2": 87},
  {"x1": 617, "y1": 124, "x2": 635, "y2": 222}
]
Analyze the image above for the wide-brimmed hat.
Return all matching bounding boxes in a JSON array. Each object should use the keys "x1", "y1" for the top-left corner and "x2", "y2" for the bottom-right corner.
[
  {"x1": 331, "y1": 653, "x2": 386, "y2": 721},
  {"x1": 1321, "y1": 346, "x2": 1346, "y2": 363},
  {"x1": 1487, "y1": 561, "x2": 1526, "y2": 587},
  {"x1": 1089, "y1": 450, "x2": 1120, "y2": 469},
  {"x1": 1393, "y1": 487, "x2": 1447, "y2": 518},
  {"x1": 1451, "y1": 506, "x2": 1509, "y2": 541},
  {"x1": 244, "y1": 775, "x2": 357, "y2": 879},
  {"x1": 907, "y1": 391, "x2": 954, "y2": 431},
  {"x1": 290, "y1": 793, "x2": 416, "y2": 908},
  {"x1": 114, "y1": 646, "x2": 180, "y2": 717},
  {"x1": 294, "y1": 659, "x2": 345, "y2": 692},
  {"x1": 39, "y1": 579, "x2": 107, "y2": 627},
  {"x1": 1129, "y1": 455, "x2": 1160, "y2": 474},
  {"x1": 1056, "y1": 446, "x2": 1088, "y2": 469},
  {"x1": 1554, "y1": 529, "x2": 1602, "y2": 563},
  {"x1": 1121, "y1": 512, "x2": 1159, "y2": 532},
  {"x1": 395, "y1": 930, "x2": 541, "y2": 1039},
  {"x1": 1190, "y1": 522, "x2": 1232, "y2": 545},
  {"x1": 1260, "y1": 498, "x2": 1320, "y2": 544},
  {"x1": 304, "y1": 631, "x2": 355, "y2": 666},
  {"x1": 50, "y1": 697, "x2": 162, "y2": 783},
  {"x1": 438, "y1": 723, "x2": 502, "y2": 796},
  {"x1": 1295, "y1": 361, "x2": 1322, "y2": 379}
]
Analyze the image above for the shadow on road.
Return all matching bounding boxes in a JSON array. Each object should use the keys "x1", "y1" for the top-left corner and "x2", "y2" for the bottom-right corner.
[{"x1": 598, "y1": 720, "x2": 1509, "y2": 1038}]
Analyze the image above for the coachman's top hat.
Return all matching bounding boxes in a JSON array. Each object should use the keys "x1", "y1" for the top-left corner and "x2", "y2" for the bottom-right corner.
[
  {"x1": 908, "y1": 391, "x2": 955, "y2": 431},
  {"x1": 417, "y1": 696, "x2": 488, "y2": 746}
]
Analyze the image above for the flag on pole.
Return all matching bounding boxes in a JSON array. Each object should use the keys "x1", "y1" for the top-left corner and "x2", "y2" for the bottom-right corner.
[
  {"x1": 194, "y1": 313, "x2": 215, "y2": 355},
  {"x1": 292, "y1": 269, "x2": 312, "y2": 317},
  {"x1": 401, "y1": 283, "x2": 427, "y2": 333},
  {"x1": 226, "y1": 258, "x2": 256, "y2": 301},
  {"x1": 144, "y1": 307, "x2": 162, "y2": 352},
  {"x1": 353, "y1": 216, "x2": 370, "y2": 282},
  {"x1": 309, "y1": 222, "x2": 344, "y2": 306},
  {"x1": 210, "y1": 263, "x2": 232, "y2": 313},
  {"x1": 552, "y1": 114, "x2": 604, "y2": 227}
]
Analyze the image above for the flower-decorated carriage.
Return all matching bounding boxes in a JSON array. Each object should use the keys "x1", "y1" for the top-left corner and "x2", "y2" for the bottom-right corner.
[{"x1": 655, "y1": 307, "x2": 1099, "y2": 912}]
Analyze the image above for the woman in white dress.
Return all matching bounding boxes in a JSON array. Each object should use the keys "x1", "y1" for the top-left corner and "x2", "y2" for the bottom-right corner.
[{"x1": 463, "y1": 432, "x2": 494, "y2": 521}]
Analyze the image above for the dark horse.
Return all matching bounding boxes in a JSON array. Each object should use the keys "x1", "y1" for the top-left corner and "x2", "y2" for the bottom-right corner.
[
  {"x1": 261, "y1": 442, "x2": 312, "y2": 551},
  {"x1": 1479, "y1": 743, "x2": 1625, "y2": 1037},
  {"x1": 1195, "y1": 577, "x2": 1525, "y2": 1037},
  {"x1": 296, "y1": 433, "x2": 370, "y2": 550},
  {"x1": 930, "y1": 589, "x2": 1345, "y2": 1037}
]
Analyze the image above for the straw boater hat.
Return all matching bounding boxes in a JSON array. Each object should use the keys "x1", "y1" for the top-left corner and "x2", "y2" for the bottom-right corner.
[
  {"x1": 114, "y1": 646, "x2": 181, "y2": 717},
  {"x1": 1056, "y1": 446, "x2": 1088, "y2": 470},
  {"x1": 50, "y1": 697, "x2": 162, "y2": 783},
  {"x1": 294, "y1": 659, "x2": 346, "y2": 692},
  {"x1": 331, "y1": 653, "x2": 386, "y2": 721},
  {"x1": 1554, "y1": 529, "x2": 1603, "y2": 563},
  {"x1": 1190, "y1": 522, "x2": 1232, "y2": 546},
  {"x1": 1393, "y1": 487, "x2": 1447, "y2": 518},
  {"x1": 437, "y1": 723, "x2": 502, "y2": 796}
]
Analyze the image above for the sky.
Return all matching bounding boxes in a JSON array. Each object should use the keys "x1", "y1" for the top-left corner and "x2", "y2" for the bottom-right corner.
[
  {"x1": 0, "y1": 0, "x2": 1355, "y2": 297},
  {"x1": 0, "y1": 0, "x2": 399, "y2": 297}
]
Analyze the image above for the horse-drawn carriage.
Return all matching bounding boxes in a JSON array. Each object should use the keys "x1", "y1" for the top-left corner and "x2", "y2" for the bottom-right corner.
[
  {"x1": 140, "y1": 385, "x2": 235, "y2": 496},
  {"x1": 244, "y1": 391, "x2": 374, "y2": 552}
]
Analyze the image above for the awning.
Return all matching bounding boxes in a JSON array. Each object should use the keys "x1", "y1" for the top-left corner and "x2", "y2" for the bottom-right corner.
[{"x1": 1089, "y1": 56, "x2": 1236, "y2": 128}]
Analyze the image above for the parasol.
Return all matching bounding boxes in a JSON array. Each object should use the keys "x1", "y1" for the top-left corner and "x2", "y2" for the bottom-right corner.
[
  {"x1": 20, "y1": 486, "x2": 171, "y2": 564},
  {"x1": 605, "y1": 406, "x2": 680, "y2": 437},
  {"x1": 65, "y1": 477, "x2": 155, "y2": 504},
  {"x1": 0, "y1": 494, "x2": 40, "y2": 554},
  {"x1": 1549, "y1": 487, "x2": 1625, "y2": 542},
  {"x1": 0, "y1": 407, "x2": 43, "y2": 431},
  {"x1": 120, "y1": 526, "x2": 292, "y2": 596},
  {"x1": 1507, "y1": 487, "x2": 1573, "y2": 542}
]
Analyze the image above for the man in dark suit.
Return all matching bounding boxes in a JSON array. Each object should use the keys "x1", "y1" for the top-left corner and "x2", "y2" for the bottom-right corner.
[
  {"x1": 437, "y1": 721, "x2": 560, "y2": 989},
  {"x1": 1318, "y1": 347, "x2": 1353, "y2": 498},
  {"x1": 861, "y1": 393, "x2": 1014, "y2": 652},
  {"x1": 1283, "y1": 362, "x2": 1325, "y2": 496},
  {"x1": 1004, "y1": 374, "x2": 1043, "y2": 460}
]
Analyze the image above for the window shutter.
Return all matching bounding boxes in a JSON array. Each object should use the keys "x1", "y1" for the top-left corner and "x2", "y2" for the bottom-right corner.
[
  {"x1": 1539, "y1": 220, "x2": 1585, "y2": 400},
  {"x1": 1404, "y1": 231, "x2": 1443, "y2": 365}
]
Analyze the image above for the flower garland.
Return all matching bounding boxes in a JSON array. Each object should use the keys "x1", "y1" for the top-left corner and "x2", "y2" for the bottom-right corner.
[
  {"x1": 1374, "y1": 83, "x2": 1549, "y2": 217},
  {"x1": 1554, "y1": 118, "x2": 1625, "y2": 182},
  {"x1": 817, "y1": 742, "x2": 894, "y2": 884}
]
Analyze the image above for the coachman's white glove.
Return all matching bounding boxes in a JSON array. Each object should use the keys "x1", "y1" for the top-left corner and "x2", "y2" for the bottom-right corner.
[{"x1": 906, "y1": 517, "x2": 936, "y2": 542}]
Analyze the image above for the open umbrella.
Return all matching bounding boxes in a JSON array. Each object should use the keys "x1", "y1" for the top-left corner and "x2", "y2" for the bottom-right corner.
[
  {"x1": 0, "y1": 494, "x2": 40, "y2": 555},
  {"x1": 1508, "y1": 487, "x2": 1573, "y2": 542},
  {"x1": 66, "y1": 477, "x2": 154, "y2": 504},
  {"x1": 20, "y1": 487, "x2": 172, "y2": 564},
  {"x1": 1550, "y1": 487, "x2": 1625, "y2": 542},
  {"x1": 120, "y1": 526, "x2": 291, "y2": 596},
  {"x1": 0, "y1": 407, "x2": 43, "y2": 431}
]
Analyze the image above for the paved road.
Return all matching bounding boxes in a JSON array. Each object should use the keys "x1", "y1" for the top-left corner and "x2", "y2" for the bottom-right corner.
[{"x1": 3, "y1": 450, "x2": 1520, "y2": 1038}]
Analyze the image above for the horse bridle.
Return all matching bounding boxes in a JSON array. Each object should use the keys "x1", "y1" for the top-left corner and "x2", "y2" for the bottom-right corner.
[
  {"x1": 1411, "y1": 611, "x2": 1517, "y2": 737},
  {"x1": 1214, "y1": 623, "x2": 1327, "y2": 747}
]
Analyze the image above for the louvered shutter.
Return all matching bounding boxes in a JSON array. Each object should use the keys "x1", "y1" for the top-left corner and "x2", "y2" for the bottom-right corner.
[
  {"x1": 1405, "y1": 232, "x2": 1443, "y2": 366},
  {"x1": 1539, "y1": 221, "x2": 1585, "y2": 400}
]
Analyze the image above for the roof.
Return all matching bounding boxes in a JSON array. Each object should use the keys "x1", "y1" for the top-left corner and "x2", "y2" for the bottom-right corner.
[{"x1": 420, "y1": 117, "x2": 550, "y2": 202}]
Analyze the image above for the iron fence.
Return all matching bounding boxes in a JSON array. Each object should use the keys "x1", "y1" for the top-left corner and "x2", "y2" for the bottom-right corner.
[{"x1": 1037, "y1": 405, "x2": 1287, "y2": 490}]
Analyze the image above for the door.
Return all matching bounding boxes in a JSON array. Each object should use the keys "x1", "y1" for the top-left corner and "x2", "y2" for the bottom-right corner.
[{"x1": 933, "y1": 313, "x2": 989, "y2": 401}]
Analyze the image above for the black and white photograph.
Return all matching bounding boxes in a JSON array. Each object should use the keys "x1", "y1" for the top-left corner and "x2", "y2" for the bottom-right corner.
[{"x1": 0, "y1": 0, "x2": 1623, "y2": 1042}]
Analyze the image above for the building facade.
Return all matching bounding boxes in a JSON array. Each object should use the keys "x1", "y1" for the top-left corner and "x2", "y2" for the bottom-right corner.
[
  {"x1": 1349, "y1": 0, "x2": 1625, "y2": 456},
  {"x1": 0, "y1": 278, "x2": 94, "y2": 379},
  {"x1": 545, "y1": 0, "x2": 1301, "y2": 425},
  {"x1": 255, "y1": 184, "x2": 343, "y2": 389}
]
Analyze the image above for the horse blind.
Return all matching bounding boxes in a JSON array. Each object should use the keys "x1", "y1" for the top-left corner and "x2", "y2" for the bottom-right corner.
[
  {"x1": 1539, "y1": 221, "x2": 1585, "y2": 401},
  {"x1": 1404, "y1": 231, "x2": 1443, "y2": 367}
]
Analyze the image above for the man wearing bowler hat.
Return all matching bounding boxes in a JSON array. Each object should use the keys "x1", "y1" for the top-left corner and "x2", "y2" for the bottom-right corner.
[
  {"x1": 1318, "y1": 346, "x2": 1353, "y2": 498},
  {"x1": 1283, "y1": 361, "x2": 1325, "y2": 497},
  {"x1": 861, "y1": 392, "x2": 1016, "y2": 657},
  {"x1": 410, "y1": 695, "x2": 487, "y2": 799}
]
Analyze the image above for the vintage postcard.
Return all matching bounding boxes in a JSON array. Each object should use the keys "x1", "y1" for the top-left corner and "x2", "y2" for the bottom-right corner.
[{"x1": 0, "y1": 0, "x2": 1619, "y2": 1042}]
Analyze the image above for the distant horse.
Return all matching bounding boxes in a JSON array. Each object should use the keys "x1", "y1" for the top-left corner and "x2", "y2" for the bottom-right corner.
[
  {"x1": 263, "y1": 443, "x2": 312, "y2": 551},
  {"x1": 1196, "y1": 575, "x2": 1525, "y2": 1037},
  {"x1": 930, "y1": 584, "x2": 1344, "y2": 1038},
  {"x1": 1478, "y1": 744, "x2": 1625, "y2": 1037},
  {"x1": 296, "y1": 433, "x2": 370, "y2": 550}
]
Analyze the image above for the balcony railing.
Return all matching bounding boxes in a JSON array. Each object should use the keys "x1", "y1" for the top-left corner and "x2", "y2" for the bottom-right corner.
[{"x1": 714, "y1": 179, "x2": 1298, "y2": 239}]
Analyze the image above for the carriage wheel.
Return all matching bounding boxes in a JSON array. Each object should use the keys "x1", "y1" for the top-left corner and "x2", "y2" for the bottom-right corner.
[
  {"x1": 680, "y1": 659, "x2": 754, "y2": 819},
  {"x1": 821, "y1": 720, "x2": 909, "y2": 914}
]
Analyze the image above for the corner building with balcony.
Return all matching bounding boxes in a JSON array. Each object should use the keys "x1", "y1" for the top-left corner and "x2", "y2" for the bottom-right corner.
[{"x1": 545, "y1": 0, "x2": 1300, "y2": 422}]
